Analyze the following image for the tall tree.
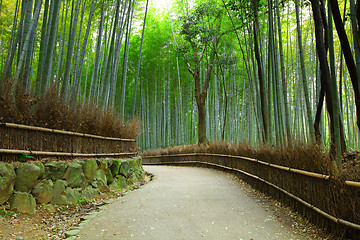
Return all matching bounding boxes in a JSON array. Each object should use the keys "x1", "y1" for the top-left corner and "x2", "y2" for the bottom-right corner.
[
  {"x1": 329, "y1": 0, "x2": 360, "y2": 132},
  {"x1": 133, "y1": 0, "x2": 150, "y2": 115},
  {"x1": 253, "y1": 0, "x2": 269, "y2": 143},
  {"x1": 295, "y1": 0, "x2": 315, "y2": 142},
  {"x1": 61, "y1": 0, "x2": 81, "y2": 100},
  {"x1": 310, "y1": 0, "x2": 341, "y2": 171},
  {"x1": 179, "y1": 2, "x2": 223, "y2": 144},
  {"x1": 88, "y1": 0, "x2": 105, "y2": 102}
]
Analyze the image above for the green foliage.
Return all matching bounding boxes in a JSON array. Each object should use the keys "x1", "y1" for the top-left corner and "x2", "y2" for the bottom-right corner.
[
  {"x1": 0, "y1": 0, "x2": 359, "y2": 153},
  {"x1": 77, "y1": 198, "x2": 90, "y2": 206},
  {"x1": 179, "y1": 2, "x2": 223, "y2": 45},
  {"x1": 18, "y1": 153, "x2": 34, "y2": 162},
  {"x1": 0, "y1": 209, "x2": 16, "y2": 217}
]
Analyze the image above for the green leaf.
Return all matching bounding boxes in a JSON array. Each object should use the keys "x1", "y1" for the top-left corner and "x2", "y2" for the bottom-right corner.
[{"x1": 18, "y1": 153, "x2": 34, "y2": 162}]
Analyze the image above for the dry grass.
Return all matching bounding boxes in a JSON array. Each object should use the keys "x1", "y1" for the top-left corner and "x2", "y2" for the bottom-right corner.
[{"x1": 0, "y1": 81, "x2": 139, "y2": 139}]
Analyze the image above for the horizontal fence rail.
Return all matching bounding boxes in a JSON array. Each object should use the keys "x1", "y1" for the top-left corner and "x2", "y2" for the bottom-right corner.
[
  {"x1": 142, "y1": 153, "x2": 360, "y2": 235},
  {"x1": 0, "y1": 122, "x2": 137, "y2": 162},
  {"x1": 0, "y1": 149, "x2": 137, "y2": 157},
  {"x1": 144, "y1": 153, "x2": 360, "y2": 188},
  {"x1": 0, "y1": 122, "x2": 136, "y2": 142}
]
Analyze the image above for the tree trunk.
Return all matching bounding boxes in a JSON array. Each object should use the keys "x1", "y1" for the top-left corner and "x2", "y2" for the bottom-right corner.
[
  {"x1": 197, "y1": 95, "x2": 208, "y2": 144},
  {"x1": 314, "y1": 87, "x2": 325, "y2": 143},
  {"x1": 14, "y1": 0, "x2": 42, "y2": 81},
  {"x1": 295, "y1": 0, "x2": 315, "y2": 142},
  {"x1": 133, "y1": 0, "x2": 149, "y2": 115},
  {"x1": 310, "y1": 0, "x2": 341, "y2": 172},
  {"x1": 329, "y1": 0, "x2": 360, "y2": 132},
  {"x1": 3, "y1": 0, "x2": 22, "y2": 79},
  {"x1": 72, "y1": 0, "x2": 96, "y2": 103},
  {"x1": 43, "y1": 0, "x2": 61, "y2": 91},
  {"x1": 253, "y1": 0, "x2": 269, "y2": 143},
  {"x1": 120, "y1": 0, "x2": 135, "y2": 115},
  {"x1": 61, "y1": 0, "x2": 80, "y2": 100},
  {"x1": 89, "y1": 0, "x2": 105, "y2": 102},
  {"x1": 275, "y1": 0, "x2": 291, "y2": 144}
]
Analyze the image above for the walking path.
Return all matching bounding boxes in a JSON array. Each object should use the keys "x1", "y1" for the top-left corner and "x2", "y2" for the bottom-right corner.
[{"x1": 77, "y1": 166, "x2": 307, "y2": 240}]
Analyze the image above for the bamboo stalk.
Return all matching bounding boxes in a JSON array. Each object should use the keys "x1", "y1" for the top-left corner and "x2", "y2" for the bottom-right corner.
[
  {"x1": 0, "y1": 122, "x2": 136, "y2": 142},
  {"x1": 143, "y1": 158, "x2": 360, "y2": 231},
  {"x1": 0, "y1": 148, "x2": 137, "y2": 157},
  {"x1": 142, "y1": 153, "x2": 358, "y2": 187}
]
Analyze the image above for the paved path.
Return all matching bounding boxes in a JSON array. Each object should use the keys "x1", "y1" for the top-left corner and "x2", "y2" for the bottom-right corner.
[{"x1": 77, "y1": 166, "x2": 306, "y2": 240}]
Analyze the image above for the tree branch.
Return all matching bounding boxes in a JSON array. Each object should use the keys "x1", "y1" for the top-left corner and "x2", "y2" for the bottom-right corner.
[{"x1": 187, "y1": 62, "x2": 195, "y2": 77}]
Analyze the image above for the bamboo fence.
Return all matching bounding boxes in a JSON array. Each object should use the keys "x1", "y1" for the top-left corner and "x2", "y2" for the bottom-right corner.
[
  {"x1": 143, "y1": 153, "x2": 360, "y2": 236},
  {"x1": 144, "y1": 153, "x2": 360, "y2": 188},
  {"x1": 0, "y1": 122, "x2": 137, "y2": 162}
]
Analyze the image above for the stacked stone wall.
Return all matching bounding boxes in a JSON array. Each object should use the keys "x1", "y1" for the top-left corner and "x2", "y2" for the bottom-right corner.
[{"x1": 0, "y1": 157, "x2": 144, "y2": 214}]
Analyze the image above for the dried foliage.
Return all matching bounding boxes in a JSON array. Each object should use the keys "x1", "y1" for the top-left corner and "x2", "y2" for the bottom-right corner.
[
  {"x1": 143, "y1": 141, "x2": 360, "y2": 181},
  {"x1": 0, "y1": 82, "x2": 139, "y2": 139}
]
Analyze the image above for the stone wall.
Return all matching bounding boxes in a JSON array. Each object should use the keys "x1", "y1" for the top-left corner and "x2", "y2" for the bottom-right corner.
[{"x1": 0, "y1": 157, "x2": 145, "y2": 215}]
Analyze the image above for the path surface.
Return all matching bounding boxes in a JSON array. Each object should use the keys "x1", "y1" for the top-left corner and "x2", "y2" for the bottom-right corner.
[{"x1": 77, "y1": 166, "x2": 306, "y2": 240}]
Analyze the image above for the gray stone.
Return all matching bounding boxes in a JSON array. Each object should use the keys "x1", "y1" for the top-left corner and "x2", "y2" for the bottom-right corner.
[
  {"x1": 0, "y1": 163, "x2": 16, "y2": 205},
  {"x1": 34, "y1": 162, "x2": 45, "y2": 179},
  {"x1": 65, "y1": 236, "x2": 77, "y2": 240},
  {"x1": 106, "y1": 168, "x2": 114, "y2": 185},
  {"x1": 81, "y1": 212, "x2": 98, "y2": 221},
  {"x1": 90, "y1": 181, "x2": 98, "y2": 188},
  {"x1": 110, "y1": 159, "x2": 121, "y2": 177},
  {"x1": 10, "y1": 192, "x2": 36, "y2": 215},
  {"x1": 32, "y1": 179, "x2": 53, "y2": 204},
  {"x1": 64, "y1": 188, "x2": 82, "y2": 204},
  {"x1": 52, "y1": 179, "x2": 68, "y2": 205},
  {"x1": 127, "y1": 158, "x2": 135, "y2": 168},
  {"x1": 44, "y1": 162, "x2": 67, "y2": 182},
  {"x1": 82, "y1": 159, "x2": 98, "y2": 183},
  {"x1": 81, "y1": 186, "x2": 100, "y2": 198},
  {"x1": 133, "y1": 156, "x2": 143, "y2": 168},
  {"x1": 106, "y1": 158, "x2": 113, "y2": 167},
  {"x1": 115, "y1": 175, "x2": 128, "y2": 189},
  {"x1": 65, "y1": 228, "x2": 81, "y2": 238},
  {"x1": 95, "y1": 169, "x2": 107, "y2": 184},
  {"x1": 95, "y1": 180, "x2": 109, "y2": 193},
  {"x1": 77, "y1": 221, "x2": 87, "y2": 228},
  {"x1": 63, "y1": 162, "x2": 88, "y2": 189},
  {"x1": 109, "y1": 181, "x2": 119, "y2": 190},
  {"x1": 127, "y1": 173, "x2": 139, "y2": 185},
  {"x1": 133, "y1": 166, "x2": 145, "y2": 181},
  {"x1": 119, "y1": 160, "x2": 131, "y2": 177},
  {"x1": 97, "y1": 159, "x2": 108, "y2": 172},
  {"x1": 15, "y1": 163, "x2": 41, "y2": 192},
  {"x1": 94, "y1": 169, "x2": 109, "y2": 192}
]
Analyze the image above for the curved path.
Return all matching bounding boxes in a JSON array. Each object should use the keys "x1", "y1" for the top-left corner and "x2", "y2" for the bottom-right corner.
[{"x1": 77, "y1": 166, "x2": 307, "y2": 240}]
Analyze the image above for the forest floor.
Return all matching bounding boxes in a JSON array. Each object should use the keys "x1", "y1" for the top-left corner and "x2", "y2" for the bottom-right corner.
[{"x1": 0, "y1": 174, "x2": 153, "y2": 240}]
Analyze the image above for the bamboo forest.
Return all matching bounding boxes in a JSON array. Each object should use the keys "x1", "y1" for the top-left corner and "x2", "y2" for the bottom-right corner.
[{"x1": 0, "y1": 0, "x2": 360, "y2": 170}]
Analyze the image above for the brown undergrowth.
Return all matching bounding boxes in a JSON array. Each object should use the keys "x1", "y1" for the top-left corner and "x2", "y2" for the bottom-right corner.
[
  {"x1": 0, "y1": 81, "x2": 139, "y2": 139},
  {"x1": 143, "y1": 141, "x2": 360, "y2": 182}
]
